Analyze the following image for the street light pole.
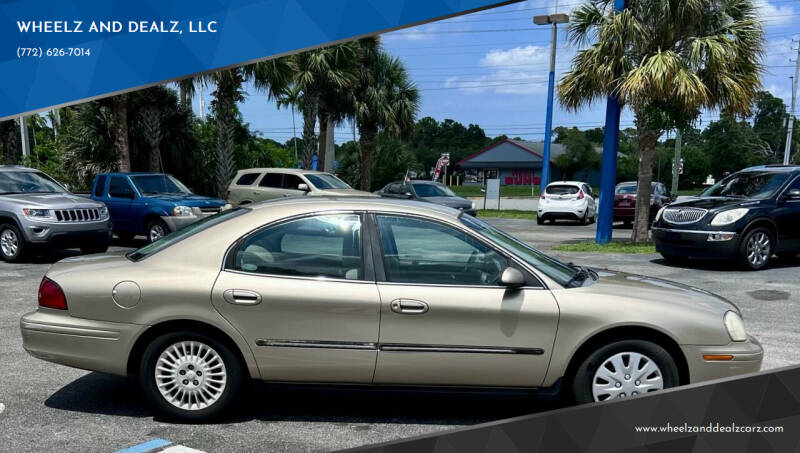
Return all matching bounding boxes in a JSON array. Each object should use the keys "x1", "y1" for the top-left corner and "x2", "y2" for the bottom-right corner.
[{"x1": 533, "y1": 10, "x2": 569, "y2": 194}]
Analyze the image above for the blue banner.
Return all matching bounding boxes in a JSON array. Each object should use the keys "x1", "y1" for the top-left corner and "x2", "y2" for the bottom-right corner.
[{"x1": 0, "y1": 0, "x2": 516, "y2": 120}]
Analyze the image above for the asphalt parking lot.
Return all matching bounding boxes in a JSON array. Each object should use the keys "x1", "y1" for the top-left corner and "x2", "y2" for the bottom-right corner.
[{"x1": 1, "y1": 220, "x2": 798, "y2": 453}]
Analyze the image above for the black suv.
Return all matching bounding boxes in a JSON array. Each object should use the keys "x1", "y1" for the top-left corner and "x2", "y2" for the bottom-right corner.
[{"x1": 652, "y1": 165, "x2": 800, "y2": 270}]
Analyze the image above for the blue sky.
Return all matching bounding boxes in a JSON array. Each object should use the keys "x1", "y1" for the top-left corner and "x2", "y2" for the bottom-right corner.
[{"x1": 194, "y1": 0, "x2": 800, "y2": 145}]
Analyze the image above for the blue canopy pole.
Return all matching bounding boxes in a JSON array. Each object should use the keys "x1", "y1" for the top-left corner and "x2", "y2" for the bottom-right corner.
[
  {"x1": 539, "y1": 24, "x2": 558, "y2": 194},
  {"x1": 595, "y1": 0, "x2": 626, "y2": 244}
]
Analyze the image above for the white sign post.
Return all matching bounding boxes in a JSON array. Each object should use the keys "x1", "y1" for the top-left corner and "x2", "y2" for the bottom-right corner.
[{"x1": 485, "y1": 178, "x2": 500, "y2": 210}]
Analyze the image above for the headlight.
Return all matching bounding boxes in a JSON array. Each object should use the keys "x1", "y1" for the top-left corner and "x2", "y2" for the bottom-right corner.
[
  {"x1": 724, "y1": 311, "x2": 747, "y2": 342},
  {"x1": 173, "y1": 205, "x2": 194, "y2": 216},
  {"x1": 97, "y1": 206, "x2": 109, "y2": 218},
  {"x1": 654, "y1": 206, "x2": 665, "y2": 222},
  {"x1": 22, "y1": 208, "x2": 51, "y2": 219},
  {"x1": 710, "y1": 208, "x2": 748, "y2": 226}
]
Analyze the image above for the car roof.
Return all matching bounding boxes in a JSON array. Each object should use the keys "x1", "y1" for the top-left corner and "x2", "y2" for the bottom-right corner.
[
  {"x1": 246, "y1": 195, "x2": 461, "y2": 218},
  {"x1": 0, "y1": 165, "x2": 38, "y2": 172},
  {"x1": 739, "y1": 165, "x2": 800, "y2": 173},
  {"x1": 236, "y1": 168, "x2": 330, "y2": 175}
]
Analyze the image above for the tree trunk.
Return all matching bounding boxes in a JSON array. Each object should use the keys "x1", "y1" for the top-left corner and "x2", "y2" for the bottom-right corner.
[
  {"x1": 112, "y1": 94, "x2": 131, "y2": 172},
  {"x1": 301, "y1": 95, "x2": 318, "y2": 170},
  {"x1": 631, "y1": 124, "x2": 660, "y2": 243},
  {"x1": 215, "y1": 96, "x2": 235, "y2": 198},
  {"x1": 1, "y1": 120, "x2": 19, "y2": 165},
  {"x1": 359, "y1": 124, "x2": 377, "y2": 191},
  {"x1": 317, "y1": 111, "x2": 328, "y2": 171},
  {"x1": 139, "y1": 106, "x2": 163, "y2": 172}
]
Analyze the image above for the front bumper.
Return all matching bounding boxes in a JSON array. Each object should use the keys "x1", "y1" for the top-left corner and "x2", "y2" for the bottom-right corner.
[
  {"x1": 20, "y1": 309, "x2": 143, "y2": 376},
  {"x1": 652, "y1": 227, "x2": 740, "y2": 259},
  {"x1": 23, "y1": 218, "x2": 111, "y2": 245},
  {"x1": 681, "y1": 335, "x2": 763, "y2": 383}
]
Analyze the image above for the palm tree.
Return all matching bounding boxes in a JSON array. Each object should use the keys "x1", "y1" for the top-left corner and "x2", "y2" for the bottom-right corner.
[
  {"x1": 139, "y1": 88, "x2": 165, "y2": 172},
  {"x1": 111, "y1": 94, "x2": 131, "y2": 172},
  {"x1": 177, "y1": 77, "x2": 196, "y2": 109},
  {"x1": 559, "y1": 0, "x2": 764, "y2": 242},
  {"x1": 352, "y1": 38, "x2": 420, "y2": 191},
  {"x1": 0, "y1": 120, "x2": 19, "y2": 165},
  {"x1": 288, "y1": 44, "x2": 359, "y2": 170},
  {"x1": 276, "y1": 84, "x2": 303, "y2": 165}
]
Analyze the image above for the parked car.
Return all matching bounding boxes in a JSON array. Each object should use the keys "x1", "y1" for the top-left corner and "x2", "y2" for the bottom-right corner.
[
  {"x1": 22, "y1": 197, "x2": 761, "y2": 420},
  {"x1": 90, "y1": 173, "x2": 228, "y2": 243},
  {"x1": 652, "y1": 165, "x2": 800, "y2": 270},
  {"x1": 537, "y1": 181, "x2": 596, "y2": 225},
  {"x1": 614, "y1": 181, "x2": 674, "y2": 227},
  {"x1": 375, "y1": 180, "x2": 477, "y2": 216},
  {"x1": 226, "y1": 168, "x2": 373, "y2": 206},
  {"x1": 0, "y1": 166, "x2": 111, "y2": 262}
]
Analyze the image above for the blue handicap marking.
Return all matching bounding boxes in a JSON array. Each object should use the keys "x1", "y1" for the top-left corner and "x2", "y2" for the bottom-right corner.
[{"x1": 114, "y1": 438, "x2": 172, "y2": 453}]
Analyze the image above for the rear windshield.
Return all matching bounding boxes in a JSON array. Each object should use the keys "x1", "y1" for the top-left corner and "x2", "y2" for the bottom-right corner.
[
  {"x1": 545, "y1": 185, "x2": 579, "y2": 195},
  {"x1": 615, "y1": 184, "x2": 637, "y2": 194},
  {"x1": 127, "y1": 208, "x2": 247, "y2": 261}
]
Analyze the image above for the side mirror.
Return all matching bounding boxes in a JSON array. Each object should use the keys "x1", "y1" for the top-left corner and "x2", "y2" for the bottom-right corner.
[
  {"x1": 404, "y1": 192, "x2": 414, "y2": 198},
  {"x1": 785, "y1": 188, "x2": 800, "y2": 200},
  {"x1": 297, "y1": 183, "x2": 309, "y2": 192},
  {"x1": 500, "y1": 267, "x2": 525, "y2": 288}
]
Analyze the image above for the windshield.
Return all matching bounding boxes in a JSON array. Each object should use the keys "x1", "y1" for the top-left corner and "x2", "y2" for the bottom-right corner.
[
  {"x1": 127, "y1": 208, "x2": 247, "y2": 261},
  {"x1": 700, "y1": 171, "x2": 791, "y2": 200},
  {"x1": 305, "y1": 173, "x2": 351, "y2": 190},
  {"x1": 0, "y1": 171, "x2": 66, "y2": 195},
  {"x1": 460, "y1": 215, "x2": 579, "y2": 286},
  {"x1": 546, "y1": 185, "x2": 579, "y2": 195},
  {"x1": 413, "y1": 183, "x2": 456, "y2": 197},
  {"x1": 130, "y1": 175, "x2": 191, "y2": 195}
]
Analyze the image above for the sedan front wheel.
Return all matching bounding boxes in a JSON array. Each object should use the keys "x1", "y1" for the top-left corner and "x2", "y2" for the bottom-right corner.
[
  {"x1": 572, "y1": 339, "x2": 679, "y2": 404},
  {"x1": 140, "y1": 331, "x2": 242, "y2": 420}
]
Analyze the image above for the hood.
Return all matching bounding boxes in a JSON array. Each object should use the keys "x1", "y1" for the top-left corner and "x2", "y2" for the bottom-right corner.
[
  {"x1": 666, "y1": 196, "x2": 758, "y2": 212},
  {"x1": 46, "y1": 251, "x2": 131, "y2": 279},
  {"x1": 421, "y1": 196, "x2": 472, "y2": 209},
  {"x1": 143, "y1": 193, "x2": 227, "y2": 206},
  {"x1": 2, "y1": 192, "x2": 103, "y2": 209},
  {"x1": 315, "y1": 188, "x2": 377, "y2": 197},
  {"x1": 587, "y1": 269, "x2": 739, "y2": 316}
]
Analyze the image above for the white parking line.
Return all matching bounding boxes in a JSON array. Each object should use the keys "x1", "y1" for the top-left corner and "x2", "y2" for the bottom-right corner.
[
  {"x1": 0, "y1": 403, "x2": 5, "y2": 415},
  {"x1": 159, "y1": 446, "x2": 206, "y2": 453}
]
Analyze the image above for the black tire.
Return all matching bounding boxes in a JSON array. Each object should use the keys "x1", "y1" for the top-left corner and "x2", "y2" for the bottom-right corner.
[
  {"x1": 580, "y1": 211, "x2": 589, "y2": 225},
  {"x1": 140, "y1": 331, "x2": 243, "y2": 421},
  {"x1": 146, "y1": 219, "x2": 170, "y2": 243},
  {"x1": 0, "y1": 223, "x2": 27, "y2": 262},
  {"x1": 80, "y1": 242, "x2": 110, "y2": 255},
  {"x1": 738, "y1": 227, "x2": 773, "y2": 271},
  {"x1": 572, "y1": 339, "x2": 679, "y2": 404},
  {"x1": 536, "y1": 217, "x2": 544, "y2": 225}
]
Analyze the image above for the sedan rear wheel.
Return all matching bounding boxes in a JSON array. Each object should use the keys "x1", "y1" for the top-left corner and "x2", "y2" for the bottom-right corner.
[
  {"x1": 140, "y1": 332, "x2": 242, "y2": 420},
  {"x1": 572, "y1": 339, "x2": 679, "y2": 404}
]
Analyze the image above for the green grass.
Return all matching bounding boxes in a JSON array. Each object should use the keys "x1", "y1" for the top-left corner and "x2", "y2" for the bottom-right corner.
[
  {"x1": 552, "y1": 241, "x2": 656, "y2": 254},
  {"x1": 450, "y1": 185, "x2": 539, "y2": 198},
  {"x1": 477, "y1": 209, "x2": 537, "y2": 220}
]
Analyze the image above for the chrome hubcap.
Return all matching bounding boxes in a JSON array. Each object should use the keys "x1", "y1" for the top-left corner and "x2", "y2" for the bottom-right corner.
[
  {"x1": 592, "y1": 352, "x2": 664, "y2": 402},
  {"x1": 149, "y1": 225, "x2": 166, "y2": 242},
  {"x1": 746, "y1": 232, "x2": 770, "y2": 266},
  {"x1": 0, "y1": 229, "x2": 18, "y2": 257},
  {"x1": 155, "y1": 340, "x2": 227, "y2": 411}
]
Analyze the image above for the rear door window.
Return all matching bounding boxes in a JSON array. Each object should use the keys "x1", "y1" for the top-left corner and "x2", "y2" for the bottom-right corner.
[
  {"x1": 259, "y1": 173, "x2": 283, "y2": 188},
  {"x1": 546, "y1": 185, "x2": 579, "y2": 195}
]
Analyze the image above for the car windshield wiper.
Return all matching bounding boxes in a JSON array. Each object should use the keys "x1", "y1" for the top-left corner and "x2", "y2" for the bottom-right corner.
[{"x1": 566, "y1": 263, "x2": 597, "y2": 287}]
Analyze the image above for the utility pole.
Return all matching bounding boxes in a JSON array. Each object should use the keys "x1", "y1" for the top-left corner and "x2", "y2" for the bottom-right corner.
[
  {"x1": 596, "y1": 0, "x2": 626, "y2": 244},
  {"x1": 784, "y1": 45, "x2": 799, "y2": 164},
  {"x1": 198, "y1": 83, "x2": 205, "y2": 120},
  {"x1": 671, "y1": 129, "x2": 682, "y2": 195},
  {"x1": 533, "y1": 5, "x2": 569, "y2": 194},
  {"x1": 19, "y1": 117, "x2": 30, "y2": 158}
]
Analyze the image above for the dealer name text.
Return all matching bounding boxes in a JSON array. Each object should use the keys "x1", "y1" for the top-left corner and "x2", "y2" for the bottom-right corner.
[{"x1": 16, "y1": 20, "x2": 218, "y2": 34}]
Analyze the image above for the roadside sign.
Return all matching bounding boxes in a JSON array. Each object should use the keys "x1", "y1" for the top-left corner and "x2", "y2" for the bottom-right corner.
[{"x1": 485, "y1": 178, "x2": 500, "y2": 210}]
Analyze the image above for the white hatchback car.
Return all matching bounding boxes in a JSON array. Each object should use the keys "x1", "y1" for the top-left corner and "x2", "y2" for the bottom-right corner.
[{"x1": 538, "y1": 181, "x2": 597, "y2": 225}]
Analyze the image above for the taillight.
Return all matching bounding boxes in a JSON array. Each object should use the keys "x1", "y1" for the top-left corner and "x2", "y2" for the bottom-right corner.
[
  {"x1": 577, "y1": 190, "x2": 585, "y2": 200},
  {"x1": 38, "y1": 277, "x2": 67, "y2": 310}
]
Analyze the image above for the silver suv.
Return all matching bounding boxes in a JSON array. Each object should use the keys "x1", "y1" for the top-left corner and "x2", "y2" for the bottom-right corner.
[{"x1": 0, "y1": 166, "x2": 111, "y2": 262}]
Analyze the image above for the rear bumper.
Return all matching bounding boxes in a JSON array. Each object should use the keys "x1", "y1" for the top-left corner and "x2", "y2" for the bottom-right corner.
[
  {"x1": 538, "y1": 202, "x2": 588, "y2": 220},
  {"x1": 652, "y1": 227, "x2": 740, "y2": 259},
  {"x1": 20, "y1": 309, "x2": 143, "y2": 376},
  {"x1": 681, "y1": 336, "x2": 763, "y2": 383}
]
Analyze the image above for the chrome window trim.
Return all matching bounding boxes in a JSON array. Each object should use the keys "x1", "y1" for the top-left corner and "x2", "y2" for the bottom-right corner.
[
  {"x1": 376, "y1": 280, "x2": 545, "y2": 291},
  {"x1": 254, "y1": 339, "x2": 544, "y2": 355},
  {"x1": 224, "y1": 269, "x2": 375, "y2": 284}
]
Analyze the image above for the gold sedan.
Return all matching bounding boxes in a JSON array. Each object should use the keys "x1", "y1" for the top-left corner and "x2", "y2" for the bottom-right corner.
[{"x1": 21, "y1": 197, "x2": 763, "y2": 420}]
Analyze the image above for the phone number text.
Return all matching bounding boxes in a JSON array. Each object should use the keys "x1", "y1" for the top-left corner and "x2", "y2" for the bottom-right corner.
[{"x1": 17, "y1": 47, "x2": 92, "y2": 58}]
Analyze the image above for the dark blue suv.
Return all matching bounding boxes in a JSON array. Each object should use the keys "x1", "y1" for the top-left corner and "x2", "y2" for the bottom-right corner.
[{"x1": 652, "y1": 165, "x2": 800, "y2": 270}]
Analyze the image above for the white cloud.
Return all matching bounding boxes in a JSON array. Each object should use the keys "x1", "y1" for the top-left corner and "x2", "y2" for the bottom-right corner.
[
  {"x1": 755, "y1": 0, "x2": 797, "y2": 26},
  {"x1": 480, "y1": 45, "x2": 549, "y2": 67},
  {"x1": 445, "y1": 70, "x2": 549, "y2": 94},
  {"x1": 382, "y1": 23, "x2": 440, "y2": 41}
]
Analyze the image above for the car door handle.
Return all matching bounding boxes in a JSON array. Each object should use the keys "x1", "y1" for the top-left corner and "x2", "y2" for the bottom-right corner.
[
  {"x1": 223, "y1": 289, "x2": 262, "y2": 306},
  {"x1": 390, "y1": 299, "x2": 429, "y2": 314}
]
